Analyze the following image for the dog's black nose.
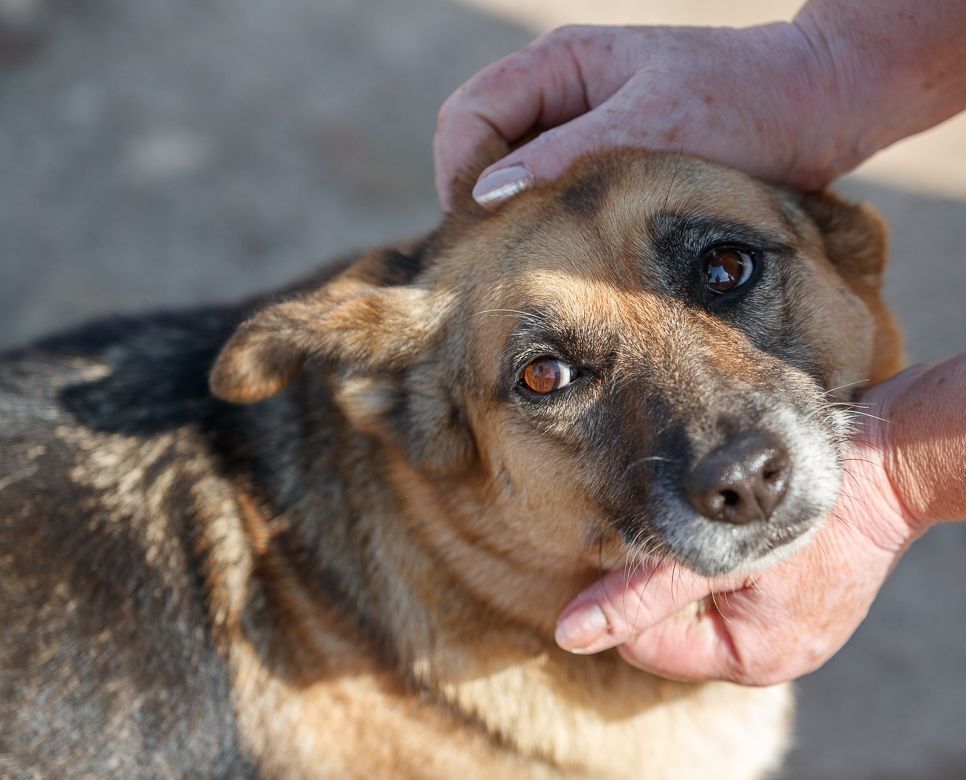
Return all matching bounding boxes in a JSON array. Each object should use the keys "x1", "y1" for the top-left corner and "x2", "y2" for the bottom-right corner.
[{"x1": 685, "y1": 432, "x2": 790, "y2": 525}]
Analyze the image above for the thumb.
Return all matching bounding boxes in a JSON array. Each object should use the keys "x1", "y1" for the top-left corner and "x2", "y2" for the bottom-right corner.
[
  {"x1": 470, "y1": 112, "x2": 611, "y2": 209},
  {"x1": 471, "y1": 87, "x2": 666, "y2": 209},
  {"x1": 554, "y1": 562, "x2": 715, "y2": 655},
  {"x1": 614, "y1": 607, "x2": 743, "y2": 683}
]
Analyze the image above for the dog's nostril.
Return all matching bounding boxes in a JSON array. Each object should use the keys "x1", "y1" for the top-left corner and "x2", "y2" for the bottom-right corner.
[{"x1": 685, "y1": 432, "x2": 791, "y2": 525}]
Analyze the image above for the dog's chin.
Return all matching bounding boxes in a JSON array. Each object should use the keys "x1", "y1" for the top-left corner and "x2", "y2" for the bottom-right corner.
[
  {"x1": 737, "y1": 517, "x2": 826, "y2": 574},
  {"x1": 626, "y1": 501, "x2": 833, "y2": 579}
]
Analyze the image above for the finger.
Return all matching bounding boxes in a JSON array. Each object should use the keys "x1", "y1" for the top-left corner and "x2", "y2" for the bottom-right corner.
[
  {"x1": 434, "y1": 28, "x2": 610, "y2": 211},
  {"x1": 554, "y1": 562, "x2": 715, "y2": 655},
  {"x1": 467, "y1": 83, "x2": 682, "y2": 208},
  {"x1": 615, "y1": 608, "x2": 743, "y2": 683},
  {"x1": 467, "y1": 109, "x2": 626, "y2": 207},
  {"x1": 617, "y1": 599, "x2": 820, "y2": 686}
]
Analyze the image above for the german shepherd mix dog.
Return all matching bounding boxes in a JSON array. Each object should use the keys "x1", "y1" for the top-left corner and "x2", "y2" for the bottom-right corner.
[{"x1": 0, "y1": 150, "x2": 901, "y2": 779}]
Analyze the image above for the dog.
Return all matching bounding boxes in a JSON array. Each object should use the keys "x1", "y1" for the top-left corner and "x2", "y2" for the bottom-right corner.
[{"x1": 0, "y1": 149, "x2": 902, "y2": 778}]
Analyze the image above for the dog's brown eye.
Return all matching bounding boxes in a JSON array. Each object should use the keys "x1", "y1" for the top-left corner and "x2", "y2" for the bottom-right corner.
[
  {"x1": 522, "y1": 358, "x2": 574, "y2": 394},
  {"x1": 704, "y1": 247, "x2": 755, "y2": 294}
]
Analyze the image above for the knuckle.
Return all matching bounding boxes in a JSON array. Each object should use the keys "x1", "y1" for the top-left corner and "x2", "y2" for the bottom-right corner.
[
  {"x1": 459, "y1": 60, "x2": 515, "y2": 102},
  {"x1": 532, "y1": 24, "x2": 579, "y2": 53},
  {"x1": 435, "y1": 98, "x2": 453, "y2": 128},
  {"x1": 548, "y1": 23, "x2": 589, "y2": 41},
  {"x1": 549, "y1": 23, "x2": 579, "y2": 40},
  {"x1": 542, "y1": 23, "x2": 604, "y2": 55},
  {"x1": 436, "y1": 79, "x2": 479, "y2": 129},
  {"x1": 436, "y1": 92, "x2": 463, "y2": 130}
]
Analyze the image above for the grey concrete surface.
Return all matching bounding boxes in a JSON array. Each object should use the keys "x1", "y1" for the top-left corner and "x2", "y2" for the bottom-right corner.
[{"x1": 1, "y1": 1, "x2": 964, "y2": 777}]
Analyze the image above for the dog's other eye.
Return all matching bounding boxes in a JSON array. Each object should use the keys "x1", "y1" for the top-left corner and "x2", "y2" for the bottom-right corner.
[
  {"x1": 704, "y1": 247, "x2": 755, "y2": 294},
  {"x1": 521, "y1": 358, "x2": 575, "y2": 394}
]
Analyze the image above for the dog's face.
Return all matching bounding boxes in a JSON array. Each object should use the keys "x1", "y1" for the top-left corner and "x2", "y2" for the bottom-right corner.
[{"x1": 212, "y1": 151, "x2": 900, "y2": 579}]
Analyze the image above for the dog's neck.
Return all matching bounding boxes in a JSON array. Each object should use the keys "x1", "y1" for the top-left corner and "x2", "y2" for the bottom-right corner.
[
  {"x1": 223, "y1": 370, "x2": 790, "y2": 778},
  {"x1": 230, "y1": 371, "x2": 599, "y2": 679},
  {"x1": 235, "y1": 367, "x2": 602, "y2": 642}
]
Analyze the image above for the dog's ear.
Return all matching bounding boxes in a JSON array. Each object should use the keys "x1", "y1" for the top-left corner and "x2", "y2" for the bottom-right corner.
[
  {"x1": 210, "y1": 277, "x2": 441, "y2": 405},
  {"x1": 798, "y1": 190, "x2": 889, "y2": 279},
  {"x1": 798, "y1": 190, "x2": 904, "y2": 382},
  {"x1": 210, "y1": 250, "x2": 477, "y2": 474}
]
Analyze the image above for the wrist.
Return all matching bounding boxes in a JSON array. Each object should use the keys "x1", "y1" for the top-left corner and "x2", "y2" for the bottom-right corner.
[
  {"x1": 785, "y1": 14, "x2": 879, "y2": 183},
  {"x1": 793, "y1": 1, "x2": 966, "y2": 182},
  {"x1": 736, "y1": 20, "x2": 857, "y2": 188}
]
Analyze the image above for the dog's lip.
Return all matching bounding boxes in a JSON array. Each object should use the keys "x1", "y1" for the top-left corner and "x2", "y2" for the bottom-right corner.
[
  {"x1": 765, "y1": 524, "x2": 811, "y2": 549},
  {"x1": 614, "y1": 507, "x2": 823, "y2": 578},
  {"x1": 733, "y1": 515, "x2": 820, "y2": 558}
]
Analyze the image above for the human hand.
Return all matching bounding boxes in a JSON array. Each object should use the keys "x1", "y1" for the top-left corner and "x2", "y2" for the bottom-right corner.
[
  {"x1": 553, "y1": 367, "x2": 934, "y2": 686},
  {"x1": 434, "y1": 21, "x2": 852, "y2": 211}
]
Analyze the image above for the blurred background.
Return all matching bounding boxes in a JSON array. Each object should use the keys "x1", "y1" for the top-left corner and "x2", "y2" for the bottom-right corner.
[{"x1": 1, "y1": 1, "x2": 963, "y2": 776}]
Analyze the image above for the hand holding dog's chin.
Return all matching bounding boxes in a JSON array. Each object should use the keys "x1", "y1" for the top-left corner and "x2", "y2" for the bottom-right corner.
[{"x1": 555, "y1": 367, "x2": 946, "y2": 687}]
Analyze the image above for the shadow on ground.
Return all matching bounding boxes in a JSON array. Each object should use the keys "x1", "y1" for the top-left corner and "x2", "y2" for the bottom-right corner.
[{"x1": 1, "y1": 2, "x2": 964, "y2": 778}]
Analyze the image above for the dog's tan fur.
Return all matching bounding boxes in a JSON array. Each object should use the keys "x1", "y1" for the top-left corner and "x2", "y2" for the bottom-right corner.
[{"x1": 0, "y1": 150, "x2": 900, "y2": 778}]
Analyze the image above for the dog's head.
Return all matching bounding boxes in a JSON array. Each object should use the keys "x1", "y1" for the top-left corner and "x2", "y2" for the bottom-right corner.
[{"x1": 211, "y1": 151, "x2": 900, "y2": 579}]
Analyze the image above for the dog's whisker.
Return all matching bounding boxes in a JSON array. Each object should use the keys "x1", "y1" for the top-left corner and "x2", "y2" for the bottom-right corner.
[
  {"x1": 845, "y1": 410, "x2": 893, "y2": 424},
  {"x1": 820, "y1": 533, "x2": 839, "y2": 586},
  {"x1": 838, "y1": 457, "x2": 883, "y2": 466},
  {"x1": 747, "y1": 573, "x2": 763, "y2": 595},
  {"x1": 464, "y1": 308, "x2": 544, "y2": 324},
  {"x1": 710, "y1": 589, "x2": 734, "y2": 625},
  {"x1": 629, "y1": 542, "x2": 667, "y2": 636},
  {"x1": 824, "y1": 378, "x2": 870, "y2": 395},
  {"x1": 0, "y1": 466, "x2": 37, "y2": 493}
]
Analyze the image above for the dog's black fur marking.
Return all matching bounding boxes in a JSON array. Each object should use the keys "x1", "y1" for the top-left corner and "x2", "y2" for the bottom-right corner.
[
  {"x1": 560, "y1": 170, "x2": 609, "y2": 219},
  {"x1": 0, "y1": 308, "x2": 263, "y2": 777}
]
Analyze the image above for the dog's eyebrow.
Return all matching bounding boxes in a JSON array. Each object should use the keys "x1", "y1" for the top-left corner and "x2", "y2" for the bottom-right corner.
[
  {"x1": 560, "y1": 170, "x2": 609, "y2": 220},
  {"x1": 647, "y1": 212, "x2": 793, "y2": 256}
]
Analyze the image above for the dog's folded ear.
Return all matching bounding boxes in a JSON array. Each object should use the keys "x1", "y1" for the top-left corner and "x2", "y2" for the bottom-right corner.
[
  {"x1": 210, "y1": 275, "x2": 445, "y2": 405},
  {"x1": 209, "y1": 300, "x2": 311, "y2": 404},
  {"x1": 210, "y1": 253, "x2": 476, "y2": 474},
  {"x1": 798, "y1": 190, "x2": 889, "y2": 279},
  {"x1": 799, "y1": 189, "x2": 904, "y2": 381}
]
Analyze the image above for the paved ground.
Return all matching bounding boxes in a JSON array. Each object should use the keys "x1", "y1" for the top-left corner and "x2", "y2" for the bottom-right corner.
[{"x1": 2, "y1": 1, "x2": 964, "y2": 777}]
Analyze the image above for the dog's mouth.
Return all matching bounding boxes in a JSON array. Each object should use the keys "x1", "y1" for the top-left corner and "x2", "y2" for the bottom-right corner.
[
  {"x1": 615, "y1": 500, "x2": 831, "y2": 578},
  {"x1": 610, "y1": 409, "x2": 846, "y2": 578},
  {"x1": 615, "y1": 506, "x2": 827, "y2": 578}
]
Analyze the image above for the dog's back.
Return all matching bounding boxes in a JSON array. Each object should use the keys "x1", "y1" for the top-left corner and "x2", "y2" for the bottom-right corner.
[{"x1": 0, "y1": 311, "x2": 260, "y2": 776}]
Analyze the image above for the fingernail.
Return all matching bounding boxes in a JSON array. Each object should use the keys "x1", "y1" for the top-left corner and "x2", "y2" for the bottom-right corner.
[
  {"x1": 555, "y1": 603, "x2": 610, "y2": 654},
  {"x1": 472, "y1": 165, "x2": 533, "y2": 207}
]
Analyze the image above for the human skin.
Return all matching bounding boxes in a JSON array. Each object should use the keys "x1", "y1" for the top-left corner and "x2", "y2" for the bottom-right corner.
[
  {"x1": 432, "y1": 0, "x2": 966, "y2": 684},
  {"x1": 434, "y1": 1, "x2": 966, "y2": 210}
]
